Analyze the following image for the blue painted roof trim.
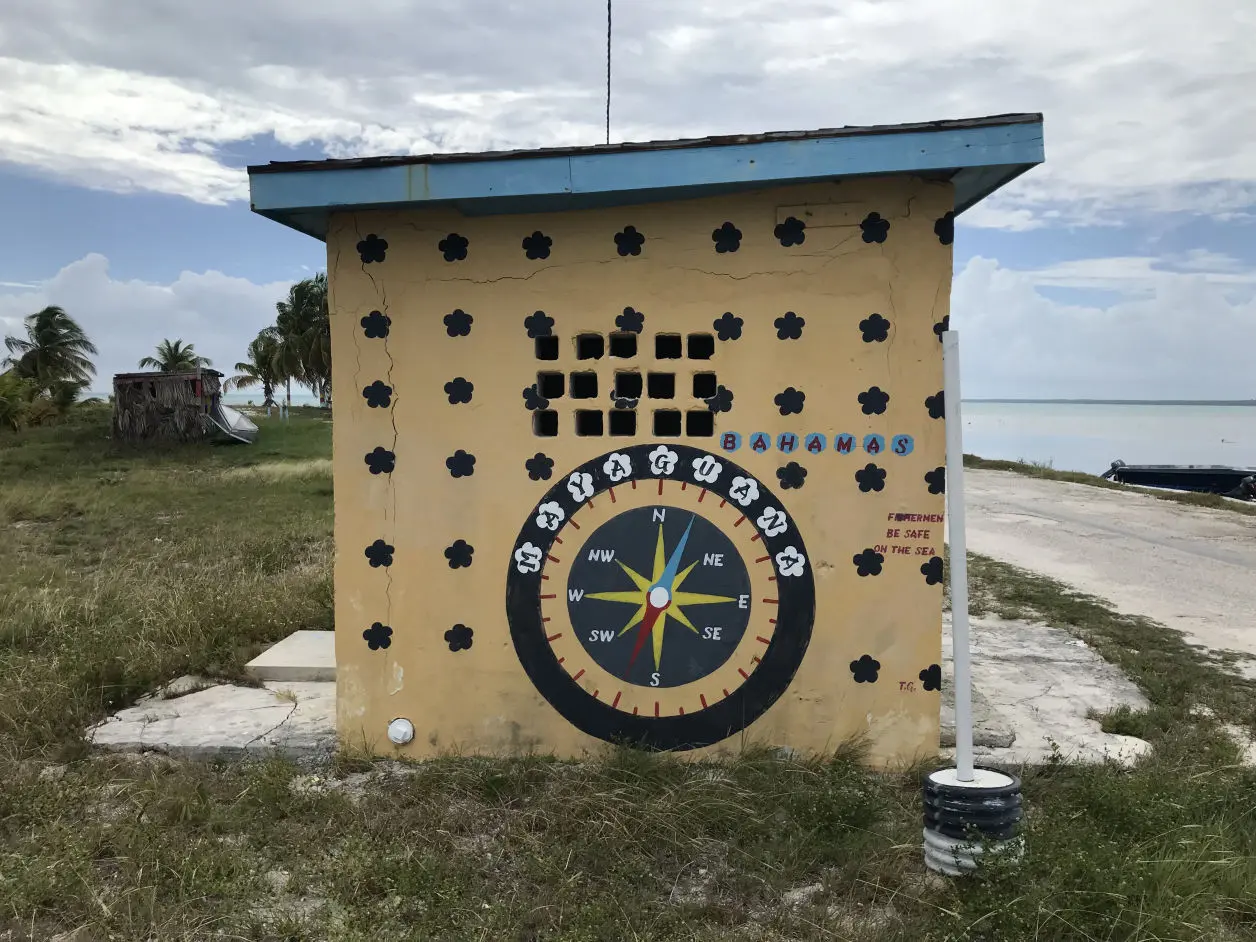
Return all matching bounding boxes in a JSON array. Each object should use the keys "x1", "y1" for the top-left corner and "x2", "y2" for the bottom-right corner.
[{"x1": 249, "y1": 117, "x2": 1043, "y2": 240}]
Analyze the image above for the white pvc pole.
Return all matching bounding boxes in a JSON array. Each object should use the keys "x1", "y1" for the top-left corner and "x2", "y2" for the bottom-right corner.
[{"x1": 942, "y1": 331, "x2": 974, "y2": 782}]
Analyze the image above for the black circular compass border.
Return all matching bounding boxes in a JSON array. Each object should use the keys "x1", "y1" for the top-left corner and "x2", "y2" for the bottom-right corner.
[{"x1": 505, "y1": 443, "x2": 816, "y2": 751}]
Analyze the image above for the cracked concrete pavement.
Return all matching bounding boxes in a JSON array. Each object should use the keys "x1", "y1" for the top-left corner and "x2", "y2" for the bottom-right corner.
[{"x1": 89, "y1": 681, "x2": 335, "y2": 760}]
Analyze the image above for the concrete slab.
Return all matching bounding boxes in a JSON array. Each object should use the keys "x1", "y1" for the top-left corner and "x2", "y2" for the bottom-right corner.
[
  {"x1": 942, "y1": 612, "x2": 1151, "y2": 766},
  {"x1": 246, "y1": 630, "x2": 336, "y2": 682},
  {"x1": 88, "y1": 681, "x2": 336, "y2": 760}
]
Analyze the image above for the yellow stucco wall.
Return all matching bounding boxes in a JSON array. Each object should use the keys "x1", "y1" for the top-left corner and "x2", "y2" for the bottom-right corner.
[{"x1": 327, "y1": 175, "x2": 953, "y2": 766}]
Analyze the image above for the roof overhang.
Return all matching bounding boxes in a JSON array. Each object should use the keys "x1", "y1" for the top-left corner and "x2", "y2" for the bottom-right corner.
[{"x1": 248, "y1": 113, "x2": 1044, "y2": 241}]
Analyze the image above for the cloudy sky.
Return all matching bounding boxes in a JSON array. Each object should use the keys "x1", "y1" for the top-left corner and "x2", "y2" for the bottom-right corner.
[{"x1": 1, "y1": 0, "x2": 1253, "y2": 398}]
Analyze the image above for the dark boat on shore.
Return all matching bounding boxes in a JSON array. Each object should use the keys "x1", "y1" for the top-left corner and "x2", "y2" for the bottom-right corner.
[{"x1": 1101, "y1": 460, "x2": 1256, "y2": 500}]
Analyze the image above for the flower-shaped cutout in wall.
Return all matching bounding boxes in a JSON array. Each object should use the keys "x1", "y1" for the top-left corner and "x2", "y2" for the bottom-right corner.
[
  {"x1": 920, "y1": 664, "x2": 942, "y2": 691},
  {"x1": 774, "y1": 311, "x2": 805, "y2": 340},
  {"x1": 855, "y1": 463, "x2": 887, "y2": 493},
  {"x1": 357, "y1": 234, "x2": 388, "y2": 264},
  {"x1": 850, "y1": 654, "x2": 881, "y2": 684},
  {"x1": 713, "y1": 312, "x2": 743, "y2": 341},
  {"x1": 365, "y1": 539, "x2": 394, "y2": 568},
  {"x1": 525, "y1": 453, "x2": 555, "y2": 481},
  {"x1": 921, "y1": 556, "x2": 943, "y2": 585},
  {"x1": 524, "y1": 310, "x2": 554, "y2": 338},
  {"x1": 777, "y1": 462, "x2": 807, "y2": 490},
  {"x1": 860, "y1": 212, "x2": 890, "y2": 244},
  {"x1": 361, "y1": 310, "x2": 391, "y2": 339},
  {"x1": 926, "y1": 391, "x2": 945, "y2": 419},
  {"x1": 853, "y1": 548, "x2": 884, "y2": 577},
  {"x1": 925, "y1": 467, "x2": 946, "y2": 495},
  {"x1": 933, "y1": 314, "x2": 950, "y2": 343},
  {"x1": 774, "y1": 387, "x2": 805, "y2": 416},
  {"x1": 522, "y1": 231, "x2": 552, "y2": 260},
  {"x1": 711, "y1": 221, "x2": 742, "y2": 253},
  {"x1": 444, "y1": 309, "x2": 473, "y2": 337},
  {"x1": 857, "y1": 386, "x2": 890, "y2": 416},
  {"x1": 934, "y1": 211, "x2": 956, "y2": 246},
  {"x1": 362, "y1": 621, "x2": 393, "y2": 651},
  {"x1": 445, "y1": 624, "x2": 474, "y2": 652},
  {"x1": 439, "y1": 232, "x2": 469, "y2": 262},
  {"x1": 362, "y1": 381, "x2": 393, "y2": 409},
  {"x1": 522, "y1": 385, "x2": 550, "y2": 411},
  {"x1": 615, "y1": 225, "x2": 645, "y2": 256},
  {"x1": 774, "y1": 216, "x2": 806, "y2": 247},
  {"x1": 616, "y1": 307, "x2": 645, "y2": 333},
  {"x1": 445, "y1": 377, "x2": 473, "y2": 404},
  {"x1": 446, "y1": 450, "x2": 476, "y2": 478},
  {"x1": 859, "y1": 313, "x2": 891, "y2": 343},
  {"x1": 445, "y1": 540, "x2": 474, "y2": 569},
  {"x1": 706, "y1": 385, "x2": 734, "y2": 414},
  {"x1": 364, "y1": 447, "x2": 395, "y2": 475}
]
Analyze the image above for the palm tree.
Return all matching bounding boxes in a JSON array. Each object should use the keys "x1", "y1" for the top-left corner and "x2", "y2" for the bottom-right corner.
[
  {"x1": 226, "y1": 330, "x2": 281, "y2": 407},
  {"x1": 138, "y1": 339, "x2": 212, "y2": 372},
  {"x1": 272, "y1": 273, "x2": 330, "y2": 407},
  {"x1": 3, "y1": 305, "x2": 98, "y2": 394}
]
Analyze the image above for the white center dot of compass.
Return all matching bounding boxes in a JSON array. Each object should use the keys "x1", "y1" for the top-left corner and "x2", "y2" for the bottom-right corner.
[{"x1": 649, "y1": 586, "x2": 671, "y2": 608}]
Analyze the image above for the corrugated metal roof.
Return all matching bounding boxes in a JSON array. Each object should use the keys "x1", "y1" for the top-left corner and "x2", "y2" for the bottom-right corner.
[{"x1": 247, "y1": 113, "x2": 1042, "y2": 175}]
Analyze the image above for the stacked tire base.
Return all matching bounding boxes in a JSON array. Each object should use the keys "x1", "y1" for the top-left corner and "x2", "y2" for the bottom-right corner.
[{"x1": 923, "y1": 767, "x2": 1024, "y2": 876}]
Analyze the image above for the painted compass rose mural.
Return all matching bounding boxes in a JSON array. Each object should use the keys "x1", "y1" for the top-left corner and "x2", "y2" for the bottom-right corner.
[{"x1": 507, "y1": 444, "x2": 814, "y2": 749}]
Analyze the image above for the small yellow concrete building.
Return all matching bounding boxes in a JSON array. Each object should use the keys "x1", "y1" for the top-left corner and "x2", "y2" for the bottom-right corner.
[{"x1": 248, "y1": 114, "x2": 1044, "y2": 765}]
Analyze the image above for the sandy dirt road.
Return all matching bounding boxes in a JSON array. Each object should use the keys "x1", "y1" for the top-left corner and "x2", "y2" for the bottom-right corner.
[{"x1": 964, "y1": 470, "x2": 1256, "y2": 666}]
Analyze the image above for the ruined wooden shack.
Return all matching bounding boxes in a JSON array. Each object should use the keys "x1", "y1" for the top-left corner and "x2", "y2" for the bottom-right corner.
[{"x1": 111, "y1": 369, "x2": 222, "y2": 444}]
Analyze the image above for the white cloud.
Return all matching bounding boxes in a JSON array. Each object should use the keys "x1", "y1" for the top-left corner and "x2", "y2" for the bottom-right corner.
[
  {"x1": 0, "y1": 255, "x2": 288, "y2": 389},
  {"x1": 954, "y1": 255, "x2": 1256, "y2": 399},
  {"x1": 0, "y1": 1, "x2": 1253, "y2": 225}
]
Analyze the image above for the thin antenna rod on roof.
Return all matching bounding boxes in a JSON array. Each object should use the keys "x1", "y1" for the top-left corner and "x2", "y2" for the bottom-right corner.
[{"x1": 605, "y1": 0, "x2": 612, "y2": 144}]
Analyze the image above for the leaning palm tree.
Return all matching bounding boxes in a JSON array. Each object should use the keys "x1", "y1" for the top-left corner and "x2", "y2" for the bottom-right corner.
[
  {"x1": 225, "y1": 330, "x2": 281, "y2": 407},
  {"x1": 272, "y1": 273, "x2": 329, "y2": 407},
  {"x1": 3, "y1": 305, "x2": 98, "y2": 394},
  {"x1": 138, "y1": 339, "x2": 212, "y2": 372}
]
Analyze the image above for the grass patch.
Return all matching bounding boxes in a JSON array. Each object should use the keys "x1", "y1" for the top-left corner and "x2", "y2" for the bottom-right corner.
[
  {"x1": 3, "y1": 410, "x2": 1256, "y2": 940},
  {"x1": 964, "y1": 453, "x2": 1256, "y2": 517}
]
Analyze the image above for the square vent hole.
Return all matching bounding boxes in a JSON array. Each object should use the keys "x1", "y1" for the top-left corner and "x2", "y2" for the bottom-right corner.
[
  {"x1": 653, "y1": 410, "x2": 682, "y2": 436},
  {"x1": 655, "y1": 334, "x2": 682, "y2": 359},
  {"x1": 575, "y1": 410, "x2": 604, "y2": 436},
  {"x1": 614, "y1": 372, "x2": 643, "y2": 399},
  {"x1": 570, "y1": 372, "x2": 598, "y2": 399},
  {"x1": 609, "y1": 332, "x2": 638, "y2": 358},
  {"x1": 576, "y1": 334, "x2": 604, "y2": 360},
  {"x1": 534, "y1": 336, "x2": 559, "y2": 360},
  {"x1": 609, "y1": 410, "x2": 637, "y2": 436},
  {"x1": 687, "y1": 333, "x2": 715, "y2": 360},
  {"x1": 648, "y1": 373, "x2": 675, "y2": 399},
  {"x1": 686, "y1": 411, "x2": 714, "y2": 437},
  {"x1": 537, "y1": 372, "x2": 564, "y2": 399},
  {"x1": 533, "y1": 410, "x2": 558, "y2": 437},
  {"x1": 692, "y1": 373, "x2": 717, "y2": 400}
]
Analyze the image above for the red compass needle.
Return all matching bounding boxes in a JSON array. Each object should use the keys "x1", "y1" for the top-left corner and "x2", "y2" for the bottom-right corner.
[{"x1": 627, "y1": 597, "x2": 669, "y2": 671}]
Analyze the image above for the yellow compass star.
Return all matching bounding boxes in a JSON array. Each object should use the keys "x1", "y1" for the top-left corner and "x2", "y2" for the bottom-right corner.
[{"x1": 585, "y1": 520, "x2": 737, "y2": 672}]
